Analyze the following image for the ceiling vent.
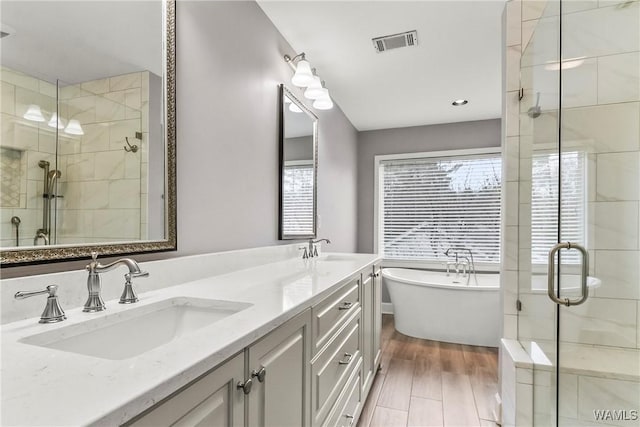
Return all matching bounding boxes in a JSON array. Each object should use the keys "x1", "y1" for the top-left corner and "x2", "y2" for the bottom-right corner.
[{"x1": 372, "y1": 30, "x2": 418, "y2": 53}]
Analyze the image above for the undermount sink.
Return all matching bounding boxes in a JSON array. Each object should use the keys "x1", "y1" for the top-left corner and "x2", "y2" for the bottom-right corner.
[{"x1": 20, "y1": 297, "x2": 252, "y2": 360}]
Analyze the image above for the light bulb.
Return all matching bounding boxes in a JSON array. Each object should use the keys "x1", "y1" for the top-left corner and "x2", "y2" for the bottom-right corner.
[
  {"x1": 64, "y1": 119, "x2": 84, "y2": 135},
  {"x1": 23, "y1": 104, "x2": 45, "y2": 122},
  {"x1": 289, "y1": 103, "x2": 303, "y2": 113},
  {"x1": 291, "y1": 59, "x2": 314, "y2": 87},
  {"x1": 304, "y1": 76, "x2": 324, "y2": 100},
  {"x1": 48, "y1": 113, "x2": 65, "y2": 129},
  {"x1": 313, "y1": 93, "x2": 333, "y2": 110}
]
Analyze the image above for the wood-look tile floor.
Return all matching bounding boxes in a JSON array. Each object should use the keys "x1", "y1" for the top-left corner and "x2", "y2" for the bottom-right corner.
[{"x1": 358, "y1": 315, "x2": 499, "y2": 427}]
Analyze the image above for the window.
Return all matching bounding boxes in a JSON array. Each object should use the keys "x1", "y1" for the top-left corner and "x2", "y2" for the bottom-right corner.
[
  {"x1": 378, "y1": 151, "x2": 502, "y2": 263},
  {"x1": 531, "y1": 151, "x2": 586, "y2": 264},
  {"x1": 282, "y1": 162, "x2": 314, "y2": 236}
]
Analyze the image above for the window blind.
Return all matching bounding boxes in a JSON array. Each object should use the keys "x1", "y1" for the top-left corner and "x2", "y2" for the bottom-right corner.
[
  {"x1": 379, "y1": 153, "x2": 502, "y2": 263},
  {"x1": 531, "y1": 151, "x2": 585, "y2": 264},
  {"x1": 282, "y1": 164, "x2": 314, "y2": 235}
]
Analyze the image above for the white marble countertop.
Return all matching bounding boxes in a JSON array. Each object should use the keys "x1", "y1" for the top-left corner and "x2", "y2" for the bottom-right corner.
[{"x1": 1, "y1": 252, "x2": 380, "y2": 426}]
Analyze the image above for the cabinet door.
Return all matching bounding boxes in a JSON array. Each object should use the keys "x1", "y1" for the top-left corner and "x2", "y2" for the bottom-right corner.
[
  {"x1": 247, "y1": 309, "x2": 312, "y2": 427},
  {"x1": 361, "y1": 270, "x2": 374, "y2": 394},
  {"x1": 128, "y1": 352, "x2": 245, "y2": 427},
  {"x1": 372, "y1": 264, "x2": 382, "y2": 369}
]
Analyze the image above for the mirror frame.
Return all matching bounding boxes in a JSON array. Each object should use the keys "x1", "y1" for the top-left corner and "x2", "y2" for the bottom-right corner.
[
  {"x1": 278, "y1": 84, "x2": 318, "y2": 240},
  {"x1": 0, "y1": 0, "x2": 177, "y2": 266}
]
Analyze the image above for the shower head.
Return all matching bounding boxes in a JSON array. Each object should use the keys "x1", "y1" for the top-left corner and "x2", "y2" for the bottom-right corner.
[
  {"x1": 38, "y1": 160, "x2": 50, "y2": 168},
  {"x1": 527, "y1": 92, "x2": 542, "y2": 118}
]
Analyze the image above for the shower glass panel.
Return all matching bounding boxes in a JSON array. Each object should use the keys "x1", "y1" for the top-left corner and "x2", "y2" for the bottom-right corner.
[
  {"x1": 54, "y1": 76, "x2": 146, "y2": 245},
  {"x1": 519, "y1": 0, "x2": 640, "y2": 425}
]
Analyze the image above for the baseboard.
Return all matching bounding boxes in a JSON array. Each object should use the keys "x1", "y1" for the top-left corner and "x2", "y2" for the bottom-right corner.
[{"x1": 381, "y1": 302, "x2": 394, "y2": 314}]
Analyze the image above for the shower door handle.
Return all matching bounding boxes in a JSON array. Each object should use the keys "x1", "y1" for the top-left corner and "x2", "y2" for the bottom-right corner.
[{"x1": 547, "y1": 242, "x2": 589, "y2": 307}]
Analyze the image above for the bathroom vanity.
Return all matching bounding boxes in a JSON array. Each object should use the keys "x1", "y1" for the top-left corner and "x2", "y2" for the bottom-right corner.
[{"x1": 1, "y1": 249, "x2": 382, "y2": 426}]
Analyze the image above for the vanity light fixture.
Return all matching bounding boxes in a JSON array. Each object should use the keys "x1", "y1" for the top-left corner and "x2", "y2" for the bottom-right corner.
[
  {"x1": 24, "y1": 104, "x2": 83, "y2": 135},
  {"x1": 312, "y1": 85, "x2": 334, "y2": 110},
  {"x1": 47, "y1": 112, "x2": 65, "y2": 129},
  {"x1": 304, "y1": 70, "x2": 324, "y2": 100},
  {"x1": 64, "y1": 119, "x2": 84, "y2": 135},
  {"x1": 452, "y1": 99, "x2": 468, "y2": 106},
  {"x1": 288, "y1": 102, "x2": 303, "y2": 113},
  {"x1": 284, "y1": 52, "x2": 334, "y2": 110},
  {"x1": 23, "y1": 104, "x2": 46, "y2": 122},
  {"x1": 285, "y1": 53, "x2": 314, "y2": 87}
]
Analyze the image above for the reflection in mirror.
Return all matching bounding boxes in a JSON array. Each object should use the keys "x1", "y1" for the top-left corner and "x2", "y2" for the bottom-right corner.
[
  {"x1": 279, "y1": 85, "x2": 317, "y2": 240},
  {"x1": 0, "y1": 0, "x2": 176, "y2": 264}
]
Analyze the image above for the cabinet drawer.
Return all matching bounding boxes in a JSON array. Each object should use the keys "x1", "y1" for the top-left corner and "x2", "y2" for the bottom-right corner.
[
  {"x1": 324, "y1": 358, "x2": 362, "y2": 427},
  {"x1": 311, "y1": 309, "x2": 361, "y2": 426},
  {"x1": 312, "y1": 276, "x2": 360, "y2": 354}
]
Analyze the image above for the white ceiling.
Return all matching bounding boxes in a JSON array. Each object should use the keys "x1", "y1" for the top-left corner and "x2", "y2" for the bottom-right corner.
[
  {"x1": 0, "y1": 1, "x2": 162, "y2": 85},
  {"x1": 258, "y1": 1, "x2": 506, "y2": 131}
]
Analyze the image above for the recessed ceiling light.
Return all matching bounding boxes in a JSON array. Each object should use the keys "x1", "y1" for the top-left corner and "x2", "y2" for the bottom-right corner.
[{"x1": 452, "y1": 99, "x2": 468, "y2": 106}]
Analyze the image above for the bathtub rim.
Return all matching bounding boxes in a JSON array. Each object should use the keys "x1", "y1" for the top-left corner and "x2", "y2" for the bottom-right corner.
[{"x1": 382, "y1": 267, "x2": 500, "y2": 291}]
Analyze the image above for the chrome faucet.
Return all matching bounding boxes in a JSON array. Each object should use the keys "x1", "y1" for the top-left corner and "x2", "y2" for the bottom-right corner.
[
  {"x1": 84, "y1": 252, "x2": 149, "y2": 312},
  {"x1": 309, "y1": 238, "x2": 331, "y2": 258},
  {"x1": 444, "y1": 247, "x2": 478, "y2": 285}
]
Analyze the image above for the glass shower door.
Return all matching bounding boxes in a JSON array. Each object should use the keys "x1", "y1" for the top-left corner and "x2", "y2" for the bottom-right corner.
[
  {"x1": 519, "y1": 0, "x2": 640, "y2": 425},
  {"x1": 556, "y1": 0, "x2": 640, "y2": 425}
]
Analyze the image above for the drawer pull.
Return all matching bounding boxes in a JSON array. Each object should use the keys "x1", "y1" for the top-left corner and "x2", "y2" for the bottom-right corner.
[
  {"x1": 338, "y1": 353, "x2": 353, "y2": 365},
  {"x1": 338, "y1": 302, "x2": 353, "y2": 310},
  {"x1": 344, "y1": 414, "x2": 355, "y2": 426}
]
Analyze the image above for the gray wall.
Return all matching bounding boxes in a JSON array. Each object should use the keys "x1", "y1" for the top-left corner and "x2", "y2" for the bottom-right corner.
[
  {"x1": 357, "y1": 119, "x2": 502, "y2": 254},
  {"x1": 177, "y1": 0, "x2": 357, "y2": 255},
  {"x1": 3, "y1": 0, "x2": 358, "y2": 278},
  {"x1": 284, "y1": 136, "x2": 313, "y2": 162}
]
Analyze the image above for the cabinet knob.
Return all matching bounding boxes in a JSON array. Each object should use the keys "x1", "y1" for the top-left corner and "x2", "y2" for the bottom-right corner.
[
  {"x1": 338, "y1": 302, "x2": 353, "y2": 311},
  {"x1": 251, "y1": 366, "x2": 266, "y2": 383},
  {"x1": 237, "y1": 378, "x2": 253, "y2": 395},
  {"x1": 338, "y1": 353, "x2": 353, "y2": 365}
]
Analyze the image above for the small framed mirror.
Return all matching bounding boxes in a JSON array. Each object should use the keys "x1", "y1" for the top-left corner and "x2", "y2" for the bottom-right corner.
[{"x1": 278, "y1": 85, "x2": 318, "y2": 240}]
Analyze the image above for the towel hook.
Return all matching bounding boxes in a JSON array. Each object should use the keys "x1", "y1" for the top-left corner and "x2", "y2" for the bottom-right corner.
[{"x1": 124, "y1": 137, "x2": 139, "y2": 153}]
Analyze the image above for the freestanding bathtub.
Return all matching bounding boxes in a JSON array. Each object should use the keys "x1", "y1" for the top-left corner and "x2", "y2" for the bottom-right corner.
[{"x1": 383, "y1": 268, "x2": 500, "y2": 347}]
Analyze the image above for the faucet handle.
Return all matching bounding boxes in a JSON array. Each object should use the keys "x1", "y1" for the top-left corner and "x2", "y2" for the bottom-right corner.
[
  {"x1": 298, "y1": 246, "x2": 309, "y2": 259},
  {"x1": 15, "y1": 285, "x2": 66, "y2": 324},
  {"x1": 120, "y1": 271, "x2": 149, "y2": 304}
]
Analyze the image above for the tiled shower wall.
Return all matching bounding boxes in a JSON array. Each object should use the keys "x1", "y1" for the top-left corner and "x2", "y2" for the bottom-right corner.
[
  {"x1": 56, "y1": 72, "x2": 149, "y2": 244},
  {"x1": 0, "y1": 68, "x2": 150, "y2": 247},
  {"x1": 1, "y1": 67, "x2": 61, "y2": 247}
]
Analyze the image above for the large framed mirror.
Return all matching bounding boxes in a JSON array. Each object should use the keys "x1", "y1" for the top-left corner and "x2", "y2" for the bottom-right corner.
[
  {"x1": 278, "y1": 85, "x2": 318, "y2": 240},
  {"x1": 0, "y1": 0, "x2": 176, "y2": 265}
]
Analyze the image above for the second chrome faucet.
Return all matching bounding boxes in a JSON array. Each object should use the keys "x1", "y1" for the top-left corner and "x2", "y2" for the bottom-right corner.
[
  {"x1": 300, "y1": 238, "x2": 331, "y2": 259},
  {"x1": 84, "y1": 252, "x2": 149, "y2": 312}
]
